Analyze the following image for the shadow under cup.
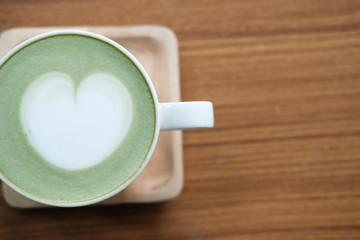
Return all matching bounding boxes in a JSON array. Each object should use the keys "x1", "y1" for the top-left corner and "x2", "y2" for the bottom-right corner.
[{"x1": 0, "y1": 31, "x2": 158, "y2": 207}]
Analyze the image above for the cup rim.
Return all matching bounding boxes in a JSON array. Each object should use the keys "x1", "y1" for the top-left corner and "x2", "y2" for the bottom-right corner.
[{"x1": 0, "y1": 30, "x2": 161, "y2": 207}]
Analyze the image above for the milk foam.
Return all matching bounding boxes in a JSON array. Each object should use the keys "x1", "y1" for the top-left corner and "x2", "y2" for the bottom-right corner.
[{"x1": 21, "y1": 72, "x2": 133, "y2": 170}]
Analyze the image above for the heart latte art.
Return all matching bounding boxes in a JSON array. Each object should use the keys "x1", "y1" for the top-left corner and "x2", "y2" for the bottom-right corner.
[{"x1": 21, "y1": 72, "x2": 133, "y2": 170}]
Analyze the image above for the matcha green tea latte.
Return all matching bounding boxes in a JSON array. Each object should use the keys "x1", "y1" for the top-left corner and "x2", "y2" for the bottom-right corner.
[{"x1": 0, "y1": 33, "x2": 156, "y2": 205}]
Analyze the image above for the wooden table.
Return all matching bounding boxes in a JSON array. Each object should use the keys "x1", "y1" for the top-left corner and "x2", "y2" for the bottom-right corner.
[{"x1": 1, "y1": 0, "x2": 360, "y2": 239}]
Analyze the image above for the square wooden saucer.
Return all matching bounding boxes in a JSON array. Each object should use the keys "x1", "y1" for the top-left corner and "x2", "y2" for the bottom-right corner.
[{"x1": 0, "y1": 25, "x2": 183, "y2": 208}]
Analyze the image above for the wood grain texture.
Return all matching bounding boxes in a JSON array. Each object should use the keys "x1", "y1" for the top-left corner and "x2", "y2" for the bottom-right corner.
[{"x1": 0, "y1": 0, "x2": 360, "y2": 239}]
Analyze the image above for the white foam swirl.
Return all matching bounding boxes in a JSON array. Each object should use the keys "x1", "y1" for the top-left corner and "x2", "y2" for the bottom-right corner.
[{"x1": 21, "y1": 72, "x2": 133, "y2": 170}]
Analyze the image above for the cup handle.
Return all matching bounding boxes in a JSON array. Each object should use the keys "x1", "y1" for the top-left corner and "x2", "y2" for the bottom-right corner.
[{"x1": 159, "y1": 101, "x2": 214, "y2": 130}]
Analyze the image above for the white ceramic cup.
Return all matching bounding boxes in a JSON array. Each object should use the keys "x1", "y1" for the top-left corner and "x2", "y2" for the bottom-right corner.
[{"x1": 0, "y1": 30, "x2": 214, "y2": 207}]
